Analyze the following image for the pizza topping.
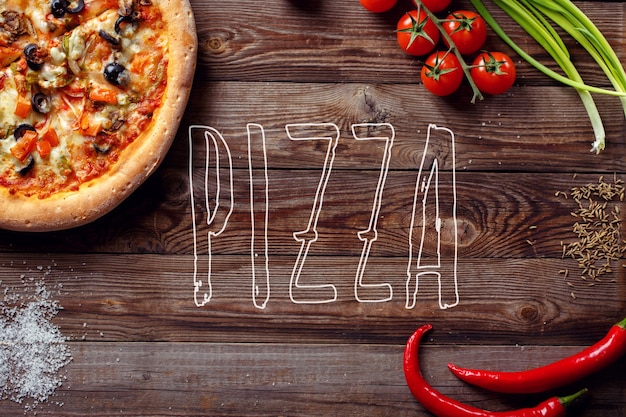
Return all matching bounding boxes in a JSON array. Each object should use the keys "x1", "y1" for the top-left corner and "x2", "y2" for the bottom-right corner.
[
  {"x1": 9, "y1": 125, "x2": 41, "y2": 174},
  {"x1": 48, "y1": 44, "x2": 66, "y2": 64},
  {"x1": 115, "y1": 13, "x2": 136, "y2": 34},
  {"x1": 31, "y1": 92, "x2": 51, "y2": 113},
  {"x1": 50, "y1": 0, "x2": 84, "y2": 18},
  {"x1": 92, "y1": 140, "x2": 111, "y2": 154},
  {"x1": 14, "y1": 93, "x2": 32, "y2": 118},
  {"x1": 103, "y1": 61, "x2": 128, "y2": 86},
  {"x1": 1, "y1": 10, "x2": 30, "y2": 41},
  {"x1": 13, "y1": 123, "x2": 37, "y2": 140},
  {"x1": 51, "y1": 0, "x2": 70, "y2": 18},
  {"x1": 118, "y1": 0, "x2": 142, "y2": 17},
  {"x1": 98, "y1": 28, "x2": 120, "y2": 46},
  {"x1": 11, "y1": 129, "x2": 37, "y2": 161},
  {"x1": 103, "y1": 108, "x2": 126, "y2": 131},
  {"x1": 66, "y1": 0, "x2": 85, "y2": 14},
  {"x1": 65, "y1": 29, "x2": 86, "y2": 74},
  {"x1": 40, "y1": 126, "x2": 59, "y2": 147},
  {"x1": 23, "y1": 43, "x2": 45, "y2": 70},
  {"x1": 0, "y1": 0, "x2": 169, "y2": 198},
  {"x1": 36, "y1": 134, "x2": 52, "y2": 157},
  {"x1": 17, "y1": 155, "x2": 34, "y2": 175},
  {"x1": 88, "y1": 84, "x2": 116, "y2": 104}
]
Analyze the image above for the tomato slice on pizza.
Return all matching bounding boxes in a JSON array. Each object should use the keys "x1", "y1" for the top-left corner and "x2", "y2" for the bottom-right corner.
[{"x1": 0, "y1": 0, "x2": 197, "y2": 231}]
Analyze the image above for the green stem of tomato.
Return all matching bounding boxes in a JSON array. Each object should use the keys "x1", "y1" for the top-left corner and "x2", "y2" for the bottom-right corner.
[{"x1": 417, "y1": 2, "x2": 484, "y2": 103}]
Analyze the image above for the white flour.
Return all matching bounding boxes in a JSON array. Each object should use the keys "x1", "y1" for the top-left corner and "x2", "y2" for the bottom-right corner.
[{"x1": 0, "y1": 278, "x2": 72, "y2": 411}]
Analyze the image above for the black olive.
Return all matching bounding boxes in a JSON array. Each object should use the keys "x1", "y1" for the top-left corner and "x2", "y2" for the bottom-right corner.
[
  {"x1": 13, "y1": 124, "x2": 36, "y2": 140},
  {"x1": 24, "y1": 43, "x2": 44, "y2": 71},
  {"x1": 66, "y1": 0, "x2": 84, "y2": 13},
  {"x1": 92, "y1": 142, "x2": 111, "y2": 154},
  {"x1": 103, "y1": 62, "x2": 129, "y2": 87},
  {"x1": 51, "y1": 0, "x2": 70, "y2": 18},
  {"x1": 18, "y1": 155, "x2": 35, "y2": 176},
  {"x1": 98, "y1": 29, "x2": 120, "y2": 46},
  {"x1": 114, "y1": 14, "x2": 135, "y2": 34},
  {"x1": 31, "y1": 93, "x2": 51, "y2": 114}
]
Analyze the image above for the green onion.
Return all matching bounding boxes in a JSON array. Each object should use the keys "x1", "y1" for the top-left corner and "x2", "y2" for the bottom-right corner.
[
  {"x1": 490, "y1": 0, "x2": 604, "y2": 152},
  {"x1": 469, "y1": 0, "x2": 626, "y2": 152},
  {"x1": 527, "y1": 0, "x2": 626, "y2": 152}
]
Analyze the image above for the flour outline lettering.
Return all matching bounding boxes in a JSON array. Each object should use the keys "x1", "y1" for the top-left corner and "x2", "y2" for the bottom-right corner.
[
  {"x1": 247, "y1": 123, "x2": 271, "y2": 309},
  {"x1": 189, "y1": 125, "x2": 235, "y2": 307},
  {"x1": 188, "y1": 122, "x2": 460, "y2": 309},
  {"x1": 352, "y1": 123, "x2": 395, "y2": 303},
  {"x1": 286, "y1": 123, "x2": 340, "y2": 304},
  {"x1": 406, "y1": 124, "x2": 459, "y2": 310}
]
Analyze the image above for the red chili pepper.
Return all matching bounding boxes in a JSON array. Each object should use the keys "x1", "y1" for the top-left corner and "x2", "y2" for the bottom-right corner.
[
  {"x1": 448, "y1": 316, "x2": 626, "y2": 394},
  {"x1": 403, "y1": 324, "x2": 587, "y2": 417}
]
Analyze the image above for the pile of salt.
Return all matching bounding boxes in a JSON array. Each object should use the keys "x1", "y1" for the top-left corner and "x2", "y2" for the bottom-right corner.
[{"x1": 0, "y1": 279, "x2": 72, "y2": 409}]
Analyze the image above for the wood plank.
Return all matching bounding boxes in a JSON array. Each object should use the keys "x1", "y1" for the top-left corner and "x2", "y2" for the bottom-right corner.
[
  {"x1": 0, "y1": 342, "x2": 622, "y2": 416},
  {"x1": 2, "y1": 0, "x2": 626, "y2": 414},
  {"x1": 177, "y1": 82, "x2": 626, "y2": 171},
  {"x1": 0, "y1": 171, "x2": 622, "y2": 259},
  {"x1": 0, "y1": 256, "x2": 622, "y2": 345},
  {"x1": 192, "y1": 0, "x2": 626, "y2": 86}
]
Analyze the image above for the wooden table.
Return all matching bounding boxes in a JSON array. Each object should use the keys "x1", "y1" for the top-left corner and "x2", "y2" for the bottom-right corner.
[{"x1": 1, "y1": 0, "x2": 625, "y2": 415}]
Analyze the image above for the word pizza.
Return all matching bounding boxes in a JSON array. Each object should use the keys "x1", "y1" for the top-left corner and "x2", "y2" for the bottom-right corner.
[{"x1": 188, "y1": 123, "x2": 460, "y2": 310}]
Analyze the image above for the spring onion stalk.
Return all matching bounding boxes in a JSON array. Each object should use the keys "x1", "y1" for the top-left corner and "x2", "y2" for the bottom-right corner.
[
  {"x1": 491, "y1": 0, "x2": 605, "y2": 152},
  {"x1": 528, "y1": 0, "x2": 626, "y2": 120},
  {"x1": 469, "y1": 0, "x2": 626, "y2": 152},
  {"x1": 525, "y1": 0, "x2": 626, "y2": 152},
  {"x1": 531, "y1": 0, "x2": 626, "y2": 96},
  {"x1": 469, "y1": 0, "x2": 625, "y2": 96}
]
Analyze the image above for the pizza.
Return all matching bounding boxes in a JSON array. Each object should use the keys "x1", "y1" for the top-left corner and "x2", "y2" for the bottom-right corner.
[{"x1": 0, "y1": 0, "x2": 197, "y2": 231}]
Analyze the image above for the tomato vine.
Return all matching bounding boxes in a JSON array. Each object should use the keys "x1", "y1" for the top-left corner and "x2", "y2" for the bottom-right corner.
[{"x1": 360, "y1": 0, "x2": 517, "y2": 102}]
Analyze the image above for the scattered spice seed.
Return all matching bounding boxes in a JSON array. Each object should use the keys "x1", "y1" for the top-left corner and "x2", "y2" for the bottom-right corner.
[{"x1": 558, "y1": 176, "x2": 626, "y2": 283}]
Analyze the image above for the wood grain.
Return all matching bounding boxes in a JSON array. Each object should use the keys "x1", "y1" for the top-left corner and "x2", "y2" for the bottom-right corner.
[
  {"x1": 1, "y1": 0, "x2": 625, "y2": 415},
  {"x1": 0, "y1": 255, "x2": 622, "y2": 345},
  {"x1": 193, "y1": 0, "x2": 626, "y2": 85},
  {"x1": 0, "y1": 342, "x2": 623, "y2": 416}
]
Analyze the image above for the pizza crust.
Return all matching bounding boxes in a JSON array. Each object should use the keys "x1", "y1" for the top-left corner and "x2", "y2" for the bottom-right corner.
[{"x1": 1, "y1": 0, "x2": 198, "y2": 232}]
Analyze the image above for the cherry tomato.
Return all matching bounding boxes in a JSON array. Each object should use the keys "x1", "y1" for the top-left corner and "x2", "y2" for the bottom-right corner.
[
  {"x1": 359, "y1": 0, "x2": 397, "y2": 13},
  {"x1": 442, "y1": 10, "x2": 488, "y2": 55},
  {"x1": 396, "y1": 9, "x2": 440, "y2": 57},
  {"x1": 470, "y1": 51, "x2": 516, "y2": 95},
  {"x1": 421, "y1": 51, "x2": 464, "y2": 96},
  {"x1": 412, "y1": 0, "x2": 452, "y2": 13}
]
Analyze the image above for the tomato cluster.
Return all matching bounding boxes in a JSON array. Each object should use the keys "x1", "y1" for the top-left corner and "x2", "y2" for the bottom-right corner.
[{"x1": 359, "y1": 0, "x2": 516, "y2": 99}]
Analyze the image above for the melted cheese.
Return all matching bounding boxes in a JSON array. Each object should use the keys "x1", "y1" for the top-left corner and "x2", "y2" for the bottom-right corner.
[
  {"x1": 0, "y1": 0, "x2": 168, "y2": 197},
  {"x1": 0, "y1": 74, "x2": 19, "y2": 131}
]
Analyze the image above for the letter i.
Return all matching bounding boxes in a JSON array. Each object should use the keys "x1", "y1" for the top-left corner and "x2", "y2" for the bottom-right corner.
[{"x1": 247, "y1": 123, "x2": 271, "y2": 309}]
